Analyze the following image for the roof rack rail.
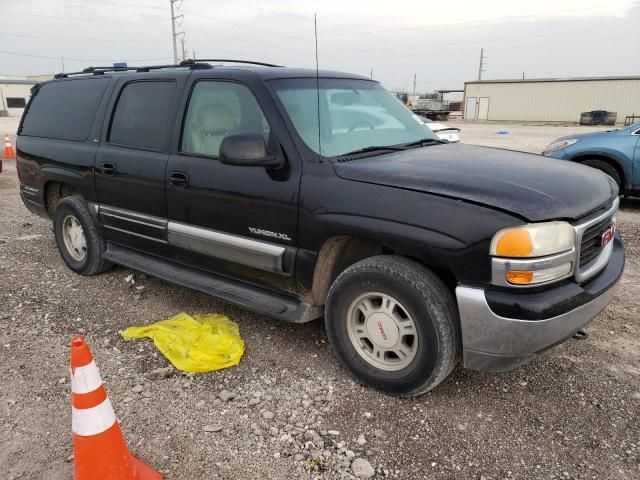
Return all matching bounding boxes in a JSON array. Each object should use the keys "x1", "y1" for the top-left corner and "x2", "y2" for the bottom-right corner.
[
  {"x1": 184, "y1": 58, "x2": 283, "y2": 67},
  {"x1": 53, "y1": 61, "x2": 214, "y2": 79},
  {"x1": 52, "y1": 58, "x2": 281, "y2": 79}
]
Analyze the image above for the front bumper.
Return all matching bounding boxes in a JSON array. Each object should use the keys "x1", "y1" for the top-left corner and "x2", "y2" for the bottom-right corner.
[{"x1": 457, "y1": 237, "x2": 624, "y2": 372}]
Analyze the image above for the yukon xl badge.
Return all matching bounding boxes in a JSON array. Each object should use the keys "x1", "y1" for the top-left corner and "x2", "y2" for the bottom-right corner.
[{"x1": 249, "y1": 227, "x2": 292, "y2": 242}]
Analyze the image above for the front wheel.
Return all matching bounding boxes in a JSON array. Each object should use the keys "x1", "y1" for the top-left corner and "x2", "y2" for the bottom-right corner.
[
  {"x1": 325, "y1": 256, "x2": 460, "y2": 396},
  {"x1": 53, "y1": 196, "x2": 113, "y2": 276}
]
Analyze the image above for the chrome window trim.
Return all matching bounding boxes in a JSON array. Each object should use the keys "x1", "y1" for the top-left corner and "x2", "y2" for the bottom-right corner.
[
  {"x1": 631, "y1": 128, "x2": 640, "y2": 135},
  {"x1": 491, "y1": 249, "x2": 575, "y2": 288},
  {"x1": 573, "y1": 197, "x2": 619, "y2": 283}
]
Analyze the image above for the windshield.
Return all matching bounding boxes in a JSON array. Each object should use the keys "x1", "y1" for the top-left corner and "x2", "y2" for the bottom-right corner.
[{"x1": 272, "y1": 78, "x2": 438, "y2": 157}]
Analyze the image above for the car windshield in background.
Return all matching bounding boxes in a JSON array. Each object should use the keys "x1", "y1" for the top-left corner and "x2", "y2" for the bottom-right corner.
[{"x1": 272, "y1": 78, "x2": 438, "y2": 157}]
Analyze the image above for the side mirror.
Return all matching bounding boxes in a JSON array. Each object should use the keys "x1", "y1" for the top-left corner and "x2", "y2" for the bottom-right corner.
[{"x1": 219, "y1": 133, "x2": 282, "y2": 168}]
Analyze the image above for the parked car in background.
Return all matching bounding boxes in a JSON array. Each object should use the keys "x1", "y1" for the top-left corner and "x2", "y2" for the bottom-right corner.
[
  {"x1": 415, "y1": 115, "x2": 461, "y2": 142},
  {"x1": 543, "y1": 123, "x2": 640, "y2": 196}
]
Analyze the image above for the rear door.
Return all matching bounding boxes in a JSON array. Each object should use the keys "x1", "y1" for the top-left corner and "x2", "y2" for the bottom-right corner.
[
  {"x1": 94, "y1": 76, "x2": 184, "y2": 252},
  {"x1": 165, "y1": 76, "x2": 302, "y2": 293}
]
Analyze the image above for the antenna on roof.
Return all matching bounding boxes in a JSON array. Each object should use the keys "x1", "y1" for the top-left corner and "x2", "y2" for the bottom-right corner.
[{"x1": 314, "y1": 13, "x2": 322, "y2": 158}]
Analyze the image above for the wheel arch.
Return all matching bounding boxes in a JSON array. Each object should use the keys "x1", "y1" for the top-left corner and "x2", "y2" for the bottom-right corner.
[
  {"x1": 571, "y1": 153, "x2": 628, "y2": 194},
  {"x1": 308, "y1": 234, "x2": 459, "y2": 307},
  {"x1": 43, "y1": 180, "x2": 82, "y2": 217}
]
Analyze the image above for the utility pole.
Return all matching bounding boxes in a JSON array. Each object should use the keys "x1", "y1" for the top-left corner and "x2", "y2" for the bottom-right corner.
[
  {"x1": 522, "y1": 71, "x2": 525, "y2": 80},
  {"x1": 370, "y1": 67, "x2": 373, "y2": 79},
  {"x1": 60, "y1": 56, "x2": 65, "y2": 72},
  {"x1": 477, "y1": 48, "x2": 487, "y2": 81},
  {"x1": 170, "y1": 0, "x2": 184, "y2": 64},
  {"x1": 412, "y1": 74, "x2": 416, "y2": 96},
  {"x1": 181, "y1": 37, "x2": 186, "y2": 62}
]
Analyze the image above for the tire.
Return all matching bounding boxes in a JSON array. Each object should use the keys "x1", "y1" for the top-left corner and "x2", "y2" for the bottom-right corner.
[
  {"x1": 325, "y1": 255, "x2": 460, "y2": 396},
  {"x1": 581, "y1": 159, "x2": 622, "y2": 193},
  {"x1": 53, "y1": 196, "x2": 113, "y2": 275}
]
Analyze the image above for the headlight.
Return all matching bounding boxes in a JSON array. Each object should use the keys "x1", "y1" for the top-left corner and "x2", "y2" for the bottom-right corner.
[
  {"x1": 490, "y1": 222, "x2": 576, "y2": 287},
  {"x1": 543, "y1": 138, "x2": 578, "y2": 154}
]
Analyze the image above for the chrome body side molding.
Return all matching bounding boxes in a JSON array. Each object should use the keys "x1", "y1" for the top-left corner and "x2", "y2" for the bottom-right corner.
[{"x1": 167, "y1": 221, "x2": 287, "y2": 274}]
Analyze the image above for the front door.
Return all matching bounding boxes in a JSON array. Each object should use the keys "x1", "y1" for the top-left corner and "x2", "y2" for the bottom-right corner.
[
  {"x1": 165, "y1": 79, "x2": 301, "y2": 293},
  {"x1": 94, "y1": 78, "x2": 180, "y2": 252}
]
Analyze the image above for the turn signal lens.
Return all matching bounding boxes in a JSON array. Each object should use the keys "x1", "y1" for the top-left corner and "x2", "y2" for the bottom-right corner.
[
  {"x1": 491, "y1": 222, "x2": 575, "y2": 258},
  {"x1": 506, "y1": 271, "x2": 534, "y2": 284},
  {"x1": 505, "y1": 263, "x2": 573, "y2": 286}
]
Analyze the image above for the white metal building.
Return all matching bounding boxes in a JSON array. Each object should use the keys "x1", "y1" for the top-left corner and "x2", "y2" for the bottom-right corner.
[
  {"x1": 0, "y1": 75, "x2": 52, "y2": 117},
  {"x1": 464, "y1": 76, "x2": 640, "y2": 124}
]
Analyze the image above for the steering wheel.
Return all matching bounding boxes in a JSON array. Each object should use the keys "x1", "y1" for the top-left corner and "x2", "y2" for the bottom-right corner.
[{"x1": 348, "y1": 120, "x2": 375, "y2": 132}]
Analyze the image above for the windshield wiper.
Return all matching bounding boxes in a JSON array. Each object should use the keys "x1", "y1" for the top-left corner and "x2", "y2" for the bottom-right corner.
[
  {"x1": 401, "y1": 137, "x2": 448, "y2": 148},
  {"x1": 337, "y1": 145, "x2": 407, "y2": 157}
]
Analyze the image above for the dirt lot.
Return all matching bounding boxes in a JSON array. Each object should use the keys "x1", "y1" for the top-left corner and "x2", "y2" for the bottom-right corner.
[{"x1": 1, "y1": 120, "x2": 639, "y2": 480}]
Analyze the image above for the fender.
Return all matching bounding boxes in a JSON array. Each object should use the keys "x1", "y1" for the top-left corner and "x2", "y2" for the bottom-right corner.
[{"x1": 568, "y1": 149, "x2": 632, "y2": 192}]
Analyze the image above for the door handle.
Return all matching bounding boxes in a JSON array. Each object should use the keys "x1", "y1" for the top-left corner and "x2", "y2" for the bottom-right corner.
[
  {"x1": 100, "y1": 163, "x2": 117, "y2": 176},
  {"x1": 169, "y1": 171, "x2": 189, "y2": 188}
]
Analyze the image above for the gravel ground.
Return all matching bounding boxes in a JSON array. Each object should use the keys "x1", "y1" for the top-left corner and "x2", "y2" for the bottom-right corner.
[{"x1": 1, "y1": 121, "x2": 639, "y2": 480}]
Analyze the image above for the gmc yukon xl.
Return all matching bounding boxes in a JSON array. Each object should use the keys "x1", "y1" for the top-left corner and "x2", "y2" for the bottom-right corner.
[{"x1": 16, "y1": 61, "x2": 625, "y2": 395}]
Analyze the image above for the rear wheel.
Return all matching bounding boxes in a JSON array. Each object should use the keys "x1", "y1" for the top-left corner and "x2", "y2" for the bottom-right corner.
[
  {"x1": 53, "y1": 196, "x2": 112, "y2": 275},
  {"x1": 581, "y1": 159, "x2": 622, "y2": 193},
  {"x1": 325, "y1": 256, "x2": 460, "y2": 396}
]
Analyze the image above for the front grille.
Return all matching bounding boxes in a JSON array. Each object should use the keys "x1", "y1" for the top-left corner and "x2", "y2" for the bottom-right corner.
[{"x1": 579, "y1": 216, "x2": 613, "y2": 267}]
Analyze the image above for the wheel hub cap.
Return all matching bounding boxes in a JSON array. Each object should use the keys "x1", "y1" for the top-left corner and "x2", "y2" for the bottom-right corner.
[
  {"x1": 346, "y1": 292, "x2": 418, "y2": 371},
  {"x1": 366, "y1": 312, "x2": 399, "y2": 348},
  {"x1": 62, "y1": 215, "x2": 87, "y2": 262}
]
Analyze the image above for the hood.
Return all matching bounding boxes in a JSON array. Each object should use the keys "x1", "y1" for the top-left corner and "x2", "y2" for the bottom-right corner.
[
  {"x1": 333, "y1": 144, "x2": 617, "y2": 222},
  {"x1": 551, "y1": 126, "x2": 629, "y2": 144}
]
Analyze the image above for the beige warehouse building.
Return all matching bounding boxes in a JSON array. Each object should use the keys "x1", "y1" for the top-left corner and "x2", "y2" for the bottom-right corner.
[
  {"x1": 0, "y1": 75, "x2": 52, "y2": 117},
  {"x1": 464, "y1": 76, "x2": 640, "y2": 124}
]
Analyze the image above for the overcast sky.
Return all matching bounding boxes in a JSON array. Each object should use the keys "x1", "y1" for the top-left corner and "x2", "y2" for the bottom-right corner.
[{"x1": 1, "y1": 0, "x2": 639, "y2": 92}]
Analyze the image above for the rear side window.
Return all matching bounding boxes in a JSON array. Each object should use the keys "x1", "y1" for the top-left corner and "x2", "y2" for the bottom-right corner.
[
  {"x1": 108, "y1": 81, "x2": 176, "y2": 150},
  {"x1": 20, "y1": 79, "x2": 108, "y2": 141}
]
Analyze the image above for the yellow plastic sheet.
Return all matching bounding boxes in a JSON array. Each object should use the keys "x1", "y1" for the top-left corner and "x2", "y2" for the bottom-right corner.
[{"x1": 120, "y1": 312, "x2": 245, "y2": 373}]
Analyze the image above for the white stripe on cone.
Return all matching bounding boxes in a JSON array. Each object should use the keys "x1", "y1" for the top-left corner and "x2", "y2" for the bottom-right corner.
[
  {"x1": 70, "y1": 360, "x2": 103, "y2": 394},
  {"x1": 72, "y1": 398, "x2": 117, "y2": 436}
]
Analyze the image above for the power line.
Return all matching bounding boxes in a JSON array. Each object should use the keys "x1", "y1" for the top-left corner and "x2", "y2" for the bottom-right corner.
[
  {"x1": 320, "y1": 4, "x2": 624, "y2": 37},
  {"x1": 3, "y1": 11, "x2": 168, "y2": 27},
  {"x1": 0, "y1": 33, "x2": 166, "y2": 44},
  {"x1": 0, "y1": 49, "x2": 172, "y2": 63}
]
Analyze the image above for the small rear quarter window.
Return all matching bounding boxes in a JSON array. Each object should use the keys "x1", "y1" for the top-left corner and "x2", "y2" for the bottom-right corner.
[{"x1": 20, "y1": 78, "x2": 109, "y2": 141}]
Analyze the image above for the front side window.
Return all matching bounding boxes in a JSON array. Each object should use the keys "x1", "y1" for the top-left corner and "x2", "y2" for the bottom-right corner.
[
  {"x1": 181, "y1": 81, "x2": 270, "y2": 158},
  {"x1": 273, "y1": 78, "x2": 437, "y2": 157},
  {"x1": 109, "y1": 80, "x2": 176, "y2": 150}
]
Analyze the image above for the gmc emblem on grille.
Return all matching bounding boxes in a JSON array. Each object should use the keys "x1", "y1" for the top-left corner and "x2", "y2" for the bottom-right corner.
[{"x1": 601, "y1": 224, "x2": 616, "y2": 247}]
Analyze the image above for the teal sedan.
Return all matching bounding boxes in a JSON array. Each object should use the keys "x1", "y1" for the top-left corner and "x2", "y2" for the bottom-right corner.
[{"x1": 543, "y1": 123, "x2": 640, "y2": 196}]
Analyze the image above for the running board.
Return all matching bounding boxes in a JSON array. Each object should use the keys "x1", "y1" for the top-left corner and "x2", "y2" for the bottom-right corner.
[{"x1": 103, "y1": 243, "x2": 321, "y2": 323}]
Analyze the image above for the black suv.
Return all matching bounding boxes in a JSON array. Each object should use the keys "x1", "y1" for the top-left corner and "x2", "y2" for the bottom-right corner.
[{"x1": 16, "y1": 61, "x2": 624, "y2": 395}]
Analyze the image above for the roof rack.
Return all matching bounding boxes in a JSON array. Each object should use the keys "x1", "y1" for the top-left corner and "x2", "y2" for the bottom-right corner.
[
  {"x1": 183, "y1": 58, "x2": 283, "y2": 67},
  {"x1": 53, "y1": 58, "x2": 282, "y2": 79}
]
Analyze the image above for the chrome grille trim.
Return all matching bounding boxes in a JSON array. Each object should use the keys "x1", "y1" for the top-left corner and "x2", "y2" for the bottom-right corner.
[{"x1": 573, "y1": 197, "x2": 619, "y2": 283}]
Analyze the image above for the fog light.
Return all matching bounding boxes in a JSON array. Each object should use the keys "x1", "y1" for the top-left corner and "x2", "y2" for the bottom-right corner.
[{"x1": 506, "y1": 262, "x2": 572, "y2": 286}]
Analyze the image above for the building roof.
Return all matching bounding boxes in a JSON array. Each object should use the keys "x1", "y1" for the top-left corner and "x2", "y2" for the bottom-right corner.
[
  {"x1": 0, "y1": 78, "x2": 39, "y2": 85},
  {"x1": 465, "y1": 75, "x2": 640, "y2": 85}
]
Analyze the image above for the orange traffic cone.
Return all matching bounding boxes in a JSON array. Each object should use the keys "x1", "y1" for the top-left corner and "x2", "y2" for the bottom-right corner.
[
  {"x1": 70, "y1": 334, "x2": 163, "y2": 480},
  {"x1": 3, "y1": 134, "x2": 15, "y2": 159}
]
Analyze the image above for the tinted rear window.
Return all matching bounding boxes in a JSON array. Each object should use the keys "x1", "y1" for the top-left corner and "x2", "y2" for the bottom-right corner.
[
  {"x1": 20, "y1": 78, "x2": 108, "y2": 141},
  {"x1": 108, "y1": 81, "x2": 176, "y2": 150}
]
